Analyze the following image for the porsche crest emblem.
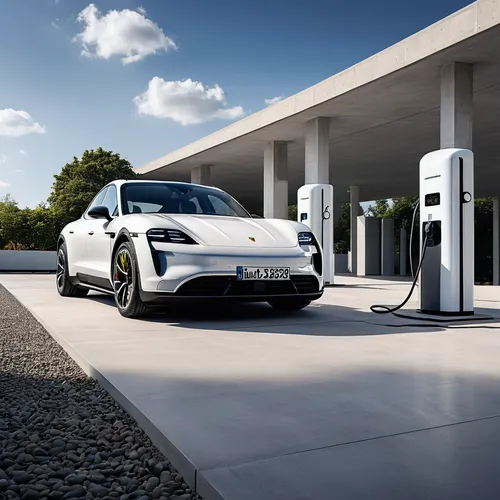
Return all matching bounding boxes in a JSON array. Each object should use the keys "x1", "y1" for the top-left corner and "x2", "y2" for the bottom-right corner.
[{"x1": 248, "y1": 237, "x2": 256, "y2": 242}]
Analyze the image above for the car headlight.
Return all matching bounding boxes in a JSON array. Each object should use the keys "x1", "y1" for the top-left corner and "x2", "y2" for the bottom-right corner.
[
  {"x1": 298, "y1": 232, "x2": 314, "y2": 246},
  {"x1": 298, "y1": 231, "x2": 322, "y2": 275},
  {"x1": 147, "y1": 228, "x2": 198, "y2": 245}
]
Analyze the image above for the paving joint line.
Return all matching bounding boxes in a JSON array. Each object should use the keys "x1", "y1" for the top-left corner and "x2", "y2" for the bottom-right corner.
[{"x1": 201, "y1": 413, "x2": 500, "y2": 473}]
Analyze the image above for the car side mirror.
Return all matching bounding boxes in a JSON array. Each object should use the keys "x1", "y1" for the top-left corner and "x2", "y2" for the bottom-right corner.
[
  {"x1": 88, "y1": 205, "x2": 112, "y2": 221},
  {"x1": 251, "y1": 214, "x2": 264, "y2": 219}
]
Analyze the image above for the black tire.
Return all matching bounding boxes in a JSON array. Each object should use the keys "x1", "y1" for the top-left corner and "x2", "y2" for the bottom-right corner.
[
  {"x1": 268, "y1": 298, "x2": 311, "y2": 311},
  {"x1": 56, "y1": 243, "x2": 89, "y2": 298},
  {"x1": 113, "y1": 241, "x2": 147, "y2": 318}
]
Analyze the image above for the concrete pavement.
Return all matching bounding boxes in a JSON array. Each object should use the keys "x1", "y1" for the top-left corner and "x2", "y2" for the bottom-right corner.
[{"x1": 2, "y1": 273, "x2": 500, "y2": 499}]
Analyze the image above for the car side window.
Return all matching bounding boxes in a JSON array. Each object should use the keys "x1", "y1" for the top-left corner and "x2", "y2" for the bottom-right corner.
[
  {"x1": 102, "y1": 185, "x2": 118, "y2": 217},
  {"x1": 84, "y1": 187, "x2": 108, "y2": 219}
]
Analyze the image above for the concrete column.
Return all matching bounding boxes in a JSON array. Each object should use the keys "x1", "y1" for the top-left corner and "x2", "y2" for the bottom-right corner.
[
  {"x1": 381, "y1": 218, "x2": 395, "y2": 276},
  {"x1": 305, "y1": 117, "x2": 330, "y2": 184},
  {"x1": 349, "y1": 186, "x2": 362, "y2": 274},
  {"x1": 400, "y1": 228, "x2": 408, "y2": 276},
  {"x1": 263, "y1": 141, "x2": 288, "y2": 219},
  {"x1": 440, "y1": 63, "x2": 473, "y2": 149},
  {"x1": 191, "y1": 165, "x2": 211, "y2": 185},
  {"x1": 494, "y1": 198, "x2": 500, "y2": 285},
  {"x1": 357, "y1": 216, "x2": 381, "y2": 276}
]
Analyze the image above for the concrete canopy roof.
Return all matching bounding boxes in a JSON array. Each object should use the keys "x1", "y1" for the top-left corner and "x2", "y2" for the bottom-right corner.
[{"x1": 136, "y1": 0, "x2": 500, "y2": 210}]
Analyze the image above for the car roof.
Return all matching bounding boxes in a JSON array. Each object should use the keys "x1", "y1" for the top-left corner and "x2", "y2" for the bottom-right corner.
[{"x1": 109, "y1": 179, "x2": 222, "y2": 191}]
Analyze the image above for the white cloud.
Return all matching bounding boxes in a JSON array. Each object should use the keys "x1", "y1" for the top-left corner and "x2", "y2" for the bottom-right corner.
[
  {"x1": 137, "y1": 6, "x2": 146, "y2": 15},
  {"x1": 265, "y1": 96, "x2": 284, "y2": 106},
  {"x1": 19, "y1": 149, "x2": 27, "y2": 155},
  {"x1": 0, "y1": 181, "x2": 9, "y2": 188},
  {"x1": 51, "y1": 19, "x2": 61, "y2": 30},
  {"x1": 74, "y1": 3, "x2": 176, "y2": 64},
  {"x1": 0, "y1": 154, "x2": 7, "y2": 164},
  {"x1": 14, "y1": 169, "x2": 24, "y2": 174},
  {"x1": 134, "y1": 77, "x2": 245, "y2": 125},
  {"x1": 0, "y1": 109, "x2": 45, "y2": 137}
]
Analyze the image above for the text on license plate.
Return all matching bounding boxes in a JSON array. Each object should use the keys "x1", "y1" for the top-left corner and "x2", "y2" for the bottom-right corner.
[{"x1": 236, "y1": 266, "x2": 290, "y2": 280}]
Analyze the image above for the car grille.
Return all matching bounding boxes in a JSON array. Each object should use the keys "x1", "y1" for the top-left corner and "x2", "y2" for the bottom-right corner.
[{"x1": 176, "y1": 275, "x2": 320, "y2": 297}]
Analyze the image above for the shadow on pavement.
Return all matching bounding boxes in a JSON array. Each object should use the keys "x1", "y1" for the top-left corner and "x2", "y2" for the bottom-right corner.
[
  {"x1": 85, "y1": 292, "x2": 454, "y2": 336},
  {"x1": 84, "y1": 289, "x2": 500, "y2": 337}
]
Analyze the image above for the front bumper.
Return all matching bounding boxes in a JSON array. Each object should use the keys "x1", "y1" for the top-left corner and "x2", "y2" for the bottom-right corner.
[{"x1": 133, "y1": 236, "x2": 323, "y2": 302}]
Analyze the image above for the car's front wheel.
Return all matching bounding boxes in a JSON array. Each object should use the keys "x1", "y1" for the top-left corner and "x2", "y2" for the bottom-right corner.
[
  {"x1": 113, "y1": 241, "x2": 147, "y2": 318},
  {"x1": 268, "y1": 298, "x2": 311, "y2": 311},
  {"x1": 56, "y1": 243, "x2": 89, "y2": 298}
]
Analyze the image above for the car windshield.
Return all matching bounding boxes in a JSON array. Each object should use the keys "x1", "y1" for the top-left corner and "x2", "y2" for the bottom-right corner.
[{"x1": 121, "y1": 182, "x2": 251, "y2": 218}]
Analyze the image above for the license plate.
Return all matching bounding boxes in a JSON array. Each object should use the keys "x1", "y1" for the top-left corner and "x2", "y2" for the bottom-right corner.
[{"x1": 236, "y1": 266, "x2": 290, "y2": 280}]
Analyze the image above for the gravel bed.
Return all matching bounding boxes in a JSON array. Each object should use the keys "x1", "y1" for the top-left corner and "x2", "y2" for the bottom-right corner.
[{"x1": 0, "y1": 283, "x2": 199, "y2": 500}]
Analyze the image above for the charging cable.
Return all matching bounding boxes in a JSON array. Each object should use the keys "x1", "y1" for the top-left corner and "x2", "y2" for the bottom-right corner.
[
  {"x1": 370, "y1": 224, "x2": 430, "y2": 315},
  {"x1": 409, "y1": 200, "x2": 420, "y2": 279}
]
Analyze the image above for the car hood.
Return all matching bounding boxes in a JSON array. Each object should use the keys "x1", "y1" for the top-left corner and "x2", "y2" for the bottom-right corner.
[{"x1": 152, "y1": 214, "x2": 299, "y2": 248}]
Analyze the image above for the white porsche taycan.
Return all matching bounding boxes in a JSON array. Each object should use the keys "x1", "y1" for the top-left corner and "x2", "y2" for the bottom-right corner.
[{"x1": 56, "y1": 180, "x2": 324, "y2": 317}]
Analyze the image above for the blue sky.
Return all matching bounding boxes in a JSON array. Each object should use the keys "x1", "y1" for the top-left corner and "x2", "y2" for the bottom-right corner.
[{"x1": 0, "y1": 0, "x2": 472, "y2": 207}]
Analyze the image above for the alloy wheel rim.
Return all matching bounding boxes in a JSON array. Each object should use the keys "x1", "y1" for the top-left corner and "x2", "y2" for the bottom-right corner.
[
  {"x1": 56, "y1": 249, "x2": 65, "y2": 290},
  {"x1": 114, "y1": 249, "x2": 133, "y2": 309}
]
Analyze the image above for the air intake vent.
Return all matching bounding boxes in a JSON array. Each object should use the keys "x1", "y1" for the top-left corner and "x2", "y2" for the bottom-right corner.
[
  {"x1": 175, "y1": 276, "x2": 320, "y2": 297},
  {"x1": 147, "y1": 228, "x2": 197, "y2": 245},
  {"x1": 166, "y1": 230, "x2": 187, "y2": 243}
]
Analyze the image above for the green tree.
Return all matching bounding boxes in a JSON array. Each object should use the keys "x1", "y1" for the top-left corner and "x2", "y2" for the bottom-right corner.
[
  {"x1": 48, "y1": 147, "x2": 137, "y2": 227},
  {"x1": 390, "y1": 197, "x2": 419, "y2": 230},
  {"x1": 25, "y1": 204, "x2": 61, "y2": 251},
  {"x1": 0, "y1": 195, "x2": 29, "y2": 249},
  {"x1": 367, "y1": 196, "x2": 418, "y2": 229},
  {"x1": 367, "y1": 199, "x2": 390, "y2": 218},
  {"x1": 0, "y1": 196, "x2": 59, "y2": 250}
]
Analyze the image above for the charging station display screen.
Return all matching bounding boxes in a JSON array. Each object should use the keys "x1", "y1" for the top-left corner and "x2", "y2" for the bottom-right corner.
[{"x1": 425, "y1": 192, "x2": 440, "y2": 206}]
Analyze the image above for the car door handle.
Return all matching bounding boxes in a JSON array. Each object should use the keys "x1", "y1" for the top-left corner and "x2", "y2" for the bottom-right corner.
[
  {"x1": 69, "y1": 230, "x2": 74, "y2": 234},
  {"x1": 88, "y1": 231, "x2": 94, "y2": 235}
]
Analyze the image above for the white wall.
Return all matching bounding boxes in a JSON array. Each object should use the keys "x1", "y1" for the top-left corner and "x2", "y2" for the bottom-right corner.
[{"x1": 0, "y1": 251, "x2": 57, "y2": 272}]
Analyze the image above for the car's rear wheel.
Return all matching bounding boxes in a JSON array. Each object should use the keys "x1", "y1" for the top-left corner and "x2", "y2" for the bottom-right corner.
[
  {"x1": 268, "y1": 298, "x2": 311, "y2": 311},
  {"x1": 113, "y1": 242, "x2": 147, "y2": 318},
  {"x1": 56, "y1": 243, "x2": 89, "y2": 298}
]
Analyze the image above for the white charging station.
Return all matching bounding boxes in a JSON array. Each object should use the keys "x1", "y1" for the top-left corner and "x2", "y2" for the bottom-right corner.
[
  {"x1": 419, "y1": 148, "x2": 474, "y2": 316},
  {"x1": 297, "y1": 184, "x2": 334, "y2": 285}
]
